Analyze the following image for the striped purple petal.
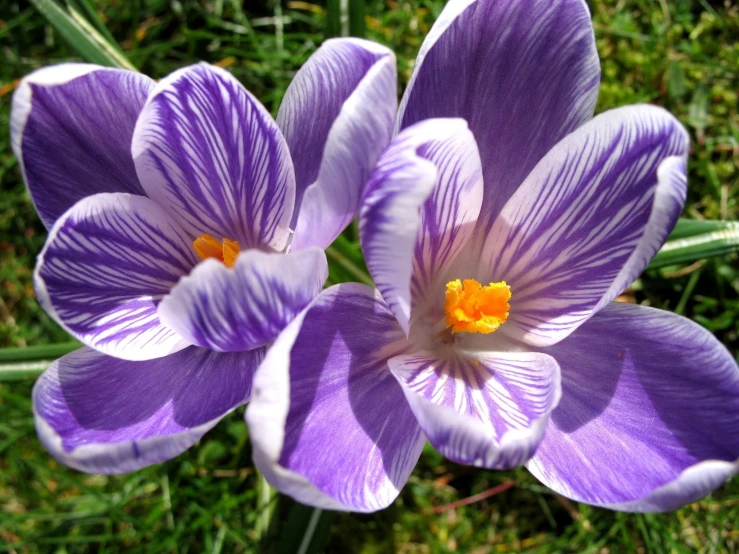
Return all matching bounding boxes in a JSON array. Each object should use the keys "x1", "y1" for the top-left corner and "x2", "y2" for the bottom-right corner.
[
  {"x1": 247, "y1": 284, "x2": 424, "y2": 512},
  {"x1": 132, "y1": 63, "x2": 295, "y2": 252},
  {"x1": 34, "y1": 346, "x2": 261, "y2": 474},
  {"x1": 528, "y1": 302, "x2": 739, "y2": 511},
  {"x1": 158, "y1": 248, "x2": 328, "y2": 352},
  {"x1": 35, "y1": 193, "x2": 197, "y2": 361},
  {"x1": 479, "y1": 105, "x2": 689, "y2": 347},
  {"x1": 388, "y1": 349, "x2": 561, "y2": 469},
  {"x1": 359, "y1": 119, "x2": 483, "y2": 334},
  {"x1": 285, "y1": 39, "x2": 397, "y2": 251},
  {"x1": 11, "y1": 64, "x2": 153, "y2": 228},
  {"x1": 397, "y1": 0, "x2": 600, "y2": 238}
]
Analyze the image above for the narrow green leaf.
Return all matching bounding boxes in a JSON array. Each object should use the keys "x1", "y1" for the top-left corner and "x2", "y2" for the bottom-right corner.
[
  {"x1": 349, "y1": 0, "x2": 366, "y2": 38},
  {"x1": 0, "y1": 341, "x2": 80, "y2": 362},
  {"x1": 29, "y1": 0, "x2": 136, "y2": 70},
  {"x1": 667, "y1": 218, "x2": 734, "y2": 240},
  {"x1": 0, "y1": 360, "x2": 51, "y2": 381},
  {"x1": 325, "y1": 0, "x2": 366, "y2": 37},
  {"x1": 326, "y1": 0, "x2": 341, "y2": 37},
  {"x1": 0, "y1": 342, "x2": 78, "y2": 381},
  {"x1": 649, "y1": 220, "x2": 739, "y2": 269},
  {"x1": 277, "y1": 504, "x2": 335, "y2": 554},
  {"x1": 326, "y1": 244, "x2": 373, "y2": 285},
  {"x1": 66, "y1": 0, "x2": 118, "y2": 46}
]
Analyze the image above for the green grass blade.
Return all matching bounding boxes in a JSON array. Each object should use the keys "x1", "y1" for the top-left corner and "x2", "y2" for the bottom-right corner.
[
  {"x1": 0, "y1": 341, "x2": 80, "y2": 363},
  {"x1": 29, "y1": 0, "x2": 136, "y2": 70},
  {"x1": 0, "y1": 342, "x2": 79, "y2": 380},
  {"x1": 278, "y1": 504, "x2": 335, "y2": 554},
  {"x1": 0, "y1": 360, "x2": 51, "y2": 381},
  {"x1": 326, "y1": 0, "x2": 366, "y2": 37},
  {"x1": 649, "y1": 220, "x2": 739, "y2": 269},
  {"x1": 66, "y1": 0, "x2": 118, "y2": 46},
  {"x1": 349, "y1": 0, "x2": 366, "y2": 38},
  {"x1": 666, "y1": 218, "x2": 736, "y2": 240}
]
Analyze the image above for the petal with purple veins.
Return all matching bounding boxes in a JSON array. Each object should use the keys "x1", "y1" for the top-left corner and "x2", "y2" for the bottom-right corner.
[
  {"x1": 481, "y1": 105, "x2": 689, "y2": 347},
  {"x1": 388, "y1": 349, "x2": 561, "y2": 469},
  {"x1": 11, "y1": 64, "x2": 153, "y2": 228},
  {"x1": 35, "y1": 193, "x2": 198, "y2": 361},
  {"x1": 398, "y1": 0, "x2": 600, "y2": 235},
  {"x1": 286, "y1": 39, "x2": 397, "y2": 251},
  {"x1": 247, "y1": 283, "x2": 424, "y2": 512},
  {"x1": 528, "y1": 302, "x2": 739, "y2": 511},
  {"x1": 158, "y1": 248, "x2": 328, "y2": 352},
  {"x1": 133, "y1": 63, "x2": 295, "y2": 251},
  {"x1": 360, "y1": 119, "x2": 483, "y2": 334},
  {"x1": 33, "y1": 346, "x2": 261, "y2": 474}
]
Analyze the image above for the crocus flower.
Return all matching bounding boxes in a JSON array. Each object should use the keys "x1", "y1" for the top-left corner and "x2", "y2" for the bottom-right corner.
[
  {"x1": 246, "y1": 0, "x2": 739, "y2": 512},
  {"x1": 11, "y1": 38, "x2": 397, "y2": 473}
]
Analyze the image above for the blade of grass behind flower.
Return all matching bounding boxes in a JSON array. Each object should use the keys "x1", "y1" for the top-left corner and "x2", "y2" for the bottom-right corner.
[
  {"x1": 29, "y1": 0, "x2": 136, "y2": 70},
  {"x1": 326, "y1": 0, "x2": 366, "y2": 37},
  {"x1": 66, "y1": 0, "x2": 118, "y2": 46},
  {"x1": 0, "y1": 342, "x2": 80, "y2": 381},
  {"x1": 649, "y1": 219, "x2": 739, "y2": 269},
  {"x1": 277, "y1": 504, "x2": 335, "y2": 554}
]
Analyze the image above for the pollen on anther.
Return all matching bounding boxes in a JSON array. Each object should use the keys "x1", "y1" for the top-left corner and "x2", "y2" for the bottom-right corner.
[
  {"x1": 193, "y1": 234, "x2": 240, "y2": 268},
  {"x1": 444, "y1": 278, "x2": 511, "y2": 334}
]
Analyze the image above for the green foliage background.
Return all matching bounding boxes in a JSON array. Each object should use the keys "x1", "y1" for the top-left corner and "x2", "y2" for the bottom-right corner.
[{"x1": 0, "y1": 0, "x2": 737, "y2": 551}]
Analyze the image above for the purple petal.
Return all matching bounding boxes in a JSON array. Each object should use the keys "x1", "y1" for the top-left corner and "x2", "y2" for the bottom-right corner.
[
  {"x1": 132, "y1": 63, "x2": 295, "y2": 251},
  {"x1": 34, "y1": 346, "x2": 261, "y2": 474},
  {"x1": 11, "y1": 64, "x2": 153, "y2": 228},
  {"x1": 528, "y1": 303, "x2": 739, "y2": 511},
  {"x1": 35, "y1": 193, "x2": 198, "y2": 361},
  {"x1": 286, "y1": 39, "x2": 397, "y2": 250},
  {"x1": 398, "y1": 0, "x2": 600, "y2": 234},
  {"x1": 247, "y1": 283, "x2": 424, "y2": 512},
  {"x1": 388, "y1": 350, "x2": 560, "y2": 469},
  {"x1": 479, "y1": 105, "x2": 689, "y2": 347},
  {"x1": 158, "y1": 248, "x2": 328, "y2": 352},
  {"x1": 359, "y1": 119, "x2": 483, "y2": 334}
]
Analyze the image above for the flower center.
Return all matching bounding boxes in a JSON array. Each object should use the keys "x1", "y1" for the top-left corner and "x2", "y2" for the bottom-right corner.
[
  {"x1": 444, "y1": 279, "x2": 511, "y2": 334},
  {"x1": 193, "y1": 234, "x2": 240, "y2": 268}
]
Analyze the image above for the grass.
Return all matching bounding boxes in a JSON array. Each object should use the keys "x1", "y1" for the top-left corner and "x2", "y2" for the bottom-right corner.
[{"x1": 0, "y1": 0, "x2": 738, "y2": 551}]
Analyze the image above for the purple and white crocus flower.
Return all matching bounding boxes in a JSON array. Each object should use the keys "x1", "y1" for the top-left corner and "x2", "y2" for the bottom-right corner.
[
  {"x1": 11, "y1": 38, "x2": 397, "y2": 473},
  {"x1": 247, "y1": 0, "x2": 739, "y2": 512}
]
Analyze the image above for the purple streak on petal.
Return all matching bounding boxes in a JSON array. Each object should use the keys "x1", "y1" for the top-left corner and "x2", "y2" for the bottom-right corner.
[
  {"x1": 388, "y1": 349, "x2": 560, "y2": 469},
  {"x1": 398, "y1": 0, "x2": 600, "y2": 234},
  {"x1": 33, "y1": 346, "x2": 261, "y2": 473},
  {"x1": 480, "y1": 105, "x2": 689, "y2": 347},
  {"x1": 11, "y1": 64, "x2": 153, "y2": 228},
  {"x1": 35, "y1": 193, "x2": 198, "y2": 361},
  {"x1": 133, "y1": 63, "x2": 295, "y2": 251},
  {"x1": 360, "y1": 119, "x2": 483, "y2": 334},
  {"x1": 527, "y1": 303, "x2": 739, "y2": 511},
  {"x1": 278, "y1": 38, "x2": 396, "y2": 228},
  {"x1": 247, "y1": 283, "x2": 424, "y2": 512},
  {"x1": 159, "y1": 248, "x2": 328, "y2": 352}
]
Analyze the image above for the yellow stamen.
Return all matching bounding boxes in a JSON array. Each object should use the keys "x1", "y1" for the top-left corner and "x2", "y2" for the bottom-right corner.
[
  {"x1": 444, "y1": 279, "x2": 511, "y2": 334},
  {"x1": 193, "y1": 234, "x2": 240, "y2": 268}
]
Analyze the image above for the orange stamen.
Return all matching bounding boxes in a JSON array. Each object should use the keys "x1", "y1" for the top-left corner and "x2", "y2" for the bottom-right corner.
[
  {"x1": 444, "y1": 279, "x2": 511, "y2": 334},
  {"x1": 193, "y1": 234, "x2": 240, "y2": 268}
]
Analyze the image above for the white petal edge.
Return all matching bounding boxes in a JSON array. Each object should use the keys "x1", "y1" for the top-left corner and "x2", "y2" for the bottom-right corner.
[{"x1": 290, "y1": 47, "x2": 397, "y2": 251}]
